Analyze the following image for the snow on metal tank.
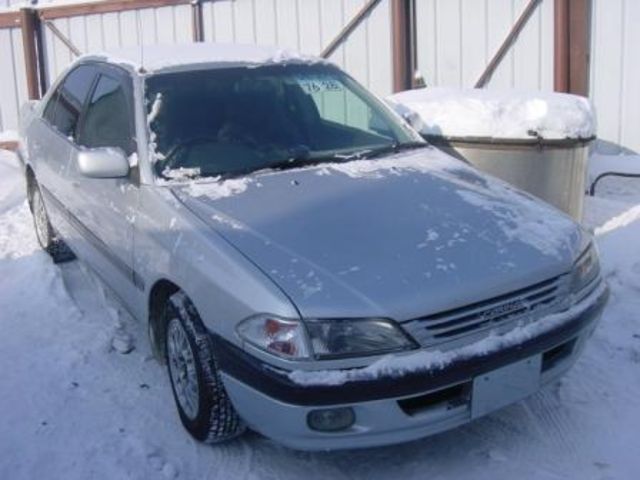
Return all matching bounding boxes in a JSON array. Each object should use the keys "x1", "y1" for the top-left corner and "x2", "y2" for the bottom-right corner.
[{"x1": 387, "y1": 87, "x2": 596, "y2": 221}]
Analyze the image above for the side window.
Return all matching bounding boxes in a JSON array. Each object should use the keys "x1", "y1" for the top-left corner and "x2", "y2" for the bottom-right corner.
[
  {"x1": 78, "y1": 74, "x2": 134, "y2": 155},
  {"x1": 44, "y1": 65, "x2": 96, "y2": 139}
]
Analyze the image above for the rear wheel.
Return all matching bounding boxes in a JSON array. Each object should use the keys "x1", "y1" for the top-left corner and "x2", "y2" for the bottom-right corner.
[
  {"x1": 30, "y1": 184, "x2": 75, "y2": 263},
  {"x1": 164, "y1": 292, "x2": 245, "y2": 444}
]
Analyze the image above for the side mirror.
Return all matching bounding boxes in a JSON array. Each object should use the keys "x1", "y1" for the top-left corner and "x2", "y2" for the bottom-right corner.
[{"x1": 77, "y1": 147, "x2": 130, "y2": 178}]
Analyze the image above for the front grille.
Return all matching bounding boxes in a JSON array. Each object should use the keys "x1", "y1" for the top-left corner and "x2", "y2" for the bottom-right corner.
[{"x1": 402, "y1": 275, "x2": 567, "y2": 347}]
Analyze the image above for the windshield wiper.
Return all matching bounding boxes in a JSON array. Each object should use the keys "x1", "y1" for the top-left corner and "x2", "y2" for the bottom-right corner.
[
  {"x1": 355, "y1": 141, "x2": 429, "y2": 160},
  {"x1": 217, "y1": 148, "x2": 346, "y2": 179},
  {"x1": 267, "y1": 155, "x2": 337, "y2": 172},
  {"x1": 266, "y1": 145, "x2": 355, "y2": 172},
  {"x1": 217, "y1": 142, "x2": 429, "y2": 179}
]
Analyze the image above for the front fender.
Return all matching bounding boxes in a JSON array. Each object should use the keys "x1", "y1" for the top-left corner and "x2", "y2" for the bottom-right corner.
[{"x1": 135, "y1": 186, "x2": 299, "y2": 350}]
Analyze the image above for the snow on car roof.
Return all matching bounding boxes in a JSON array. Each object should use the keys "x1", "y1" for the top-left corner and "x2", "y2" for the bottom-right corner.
[{"x1": 80, "y1": 43, "x2": 324, "y2": 73}]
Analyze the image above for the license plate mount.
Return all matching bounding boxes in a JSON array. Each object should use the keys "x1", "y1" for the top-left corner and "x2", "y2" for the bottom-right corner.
[{"x1": 471, "y1": 355, "x2": 542, "y2": 419}]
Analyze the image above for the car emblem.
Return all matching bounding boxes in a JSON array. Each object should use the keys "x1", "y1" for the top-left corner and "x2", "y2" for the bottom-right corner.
[{"x1": 481, "y1": 300, "x2": 526, "y2": 322}]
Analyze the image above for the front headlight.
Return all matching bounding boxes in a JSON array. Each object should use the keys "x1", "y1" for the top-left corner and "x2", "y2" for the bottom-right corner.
[
  {"x1": 236, "y1": 316, "x2": 417, "y2": 360},
  {"x1": 306, "y1": 318, "x2": 418, "y2": 360},
  {"x1": 571, "y1": 243, "x2": 600, "y2": 294}
]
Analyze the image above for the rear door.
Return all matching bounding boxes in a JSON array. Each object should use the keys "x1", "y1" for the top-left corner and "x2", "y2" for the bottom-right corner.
[
  {"x1": 66, "y1": 64, "x2": 141, "y2": 308},
  {"x1": 26, "y1": 65, "x2": 97, "y2": 233}
]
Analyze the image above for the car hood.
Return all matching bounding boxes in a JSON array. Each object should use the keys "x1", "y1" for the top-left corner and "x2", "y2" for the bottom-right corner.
[{"x1": 171, "y1": 148, "x2": 586, "y2": 320}]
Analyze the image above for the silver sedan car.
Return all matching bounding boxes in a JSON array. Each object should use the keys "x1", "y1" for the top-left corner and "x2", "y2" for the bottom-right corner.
[{"x1": 18, "y1": 44, "x2": 608, "y2": 450}]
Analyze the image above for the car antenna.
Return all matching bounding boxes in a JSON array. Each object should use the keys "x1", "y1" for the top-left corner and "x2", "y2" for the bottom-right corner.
[{"x1": 135, "y1": 9, "x2": 146, "y2": 73}]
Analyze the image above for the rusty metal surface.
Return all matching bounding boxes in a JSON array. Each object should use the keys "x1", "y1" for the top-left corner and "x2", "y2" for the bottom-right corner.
[
  {"x1": 20, "y1": 8, "x2": 40, "y2": 100},
  {"x1": 554, "y1": 0, "x2": 592, "y2": 96},
  {"x1": 38, "y1": 0, "x2": 191, "y2": 20}
]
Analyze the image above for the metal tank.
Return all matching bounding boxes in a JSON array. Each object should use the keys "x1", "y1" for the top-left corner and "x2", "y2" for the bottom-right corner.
[{"x1": 425, "y1": 136, "x2": 594, "y2": 221}]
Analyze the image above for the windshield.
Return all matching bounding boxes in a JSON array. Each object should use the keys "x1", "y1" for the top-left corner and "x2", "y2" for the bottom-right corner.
[{"x1": 145, "y1": 63, "x2": 422, "y2": 180}]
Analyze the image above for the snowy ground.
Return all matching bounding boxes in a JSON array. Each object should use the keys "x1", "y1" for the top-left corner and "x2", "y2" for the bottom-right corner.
[{"x1": 1, "y1": 148, "x2": 639, "y2": 480}]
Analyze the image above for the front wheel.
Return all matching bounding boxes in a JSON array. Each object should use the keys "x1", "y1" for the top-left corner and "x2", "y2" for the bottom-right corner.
[{"x1": 164, "y1": 292, "x2": 245, "y2": 444}]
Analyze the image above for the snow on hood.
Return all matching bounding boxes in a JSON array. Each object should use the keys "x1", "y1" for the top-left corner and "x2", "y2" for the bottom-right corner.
[
  {"x1": 170, "y1": 149, "x2": 585, "y2": 320},
  {"x1": 174, "y1": 148, "x2": 580, "y2": 259},
  {"x1": 387, "y1": 87, "x2": 596, "y2": 140},
  {"x1": 166, "y1": 149, "x2": 456, "y2": 201}
]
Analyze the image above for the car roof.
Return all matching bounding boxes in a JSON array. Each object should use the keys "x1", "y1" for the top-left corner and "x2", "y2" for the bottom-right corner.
[{"x1": 79, "y1": 42, "x2": 325, "y2": 75}]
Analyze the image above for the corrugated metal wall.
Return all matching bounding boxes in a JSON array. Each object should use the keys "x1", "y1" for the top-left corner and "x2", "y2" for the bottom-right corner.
[
  {"x1": 42, "y1": 4, "x2": 193, "y2": 81},
  {"x1": 0, "y1": 27, "x2": 27, "y2": 131},
  {"x1": 200, "y1": 0, "x2": 392, "y2": 96},
  {"x1": 590, "y1": 0, "x2": 640, "y2": 153},
  {"x1": 41, "y1": 0, "x2": 393, "y2": 98},
  {"x1": 0, "y1": 0, "x2": 392, "y2": 131},
  {"x1": 3, "y1": 0, "x2": 637, "y2": 155},
  {"x1": 415, "y1": 0, "x2": 554, "y2": 91}
]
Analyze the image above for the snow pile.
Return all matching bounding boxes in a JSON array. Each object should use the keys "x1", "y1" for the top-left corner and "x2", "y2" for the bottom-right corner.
[
  {"x1": 595, "y1": 198, "x2": 640, "y2": 285},
  {"x1": 0, "y1": 151, "x2": 23, "y2": 210},
  {"x1": 0, "y1": 129, "x2": 18, "y2": 143},
  {"x1": 387, "y1": 87, "x2": 596, "y2": 140}
]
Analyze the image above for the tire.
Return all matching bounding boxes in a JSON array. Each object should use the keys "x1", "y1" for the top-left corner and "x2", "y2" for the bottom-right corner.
[
  {"x1": 30, "y1": 183, "x2": 75, "y2": 263},
  {"x1": 164, "y1": 291, "x2": 245, "y2": 444}
]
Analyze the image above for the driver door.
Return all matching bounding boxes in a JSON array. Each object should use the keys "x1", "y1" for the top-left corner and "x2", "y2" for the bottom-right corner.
[{"x1": 66, "y1": 64, "x2": 141, "y2": 308}]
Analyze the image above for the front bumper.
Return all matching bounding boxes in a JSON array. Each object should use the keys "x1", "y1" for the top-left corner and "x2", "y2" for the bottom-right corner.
[{"x1": 215, "y1": 285, "x2": 609, "y2": 451}]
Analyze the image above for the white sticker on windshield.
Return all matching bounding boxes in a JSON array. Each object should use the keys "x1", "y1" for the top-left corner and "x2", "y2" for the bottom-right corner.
[{"x1": 294, "y1": 75, "x2": 343, "y2": 94}]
